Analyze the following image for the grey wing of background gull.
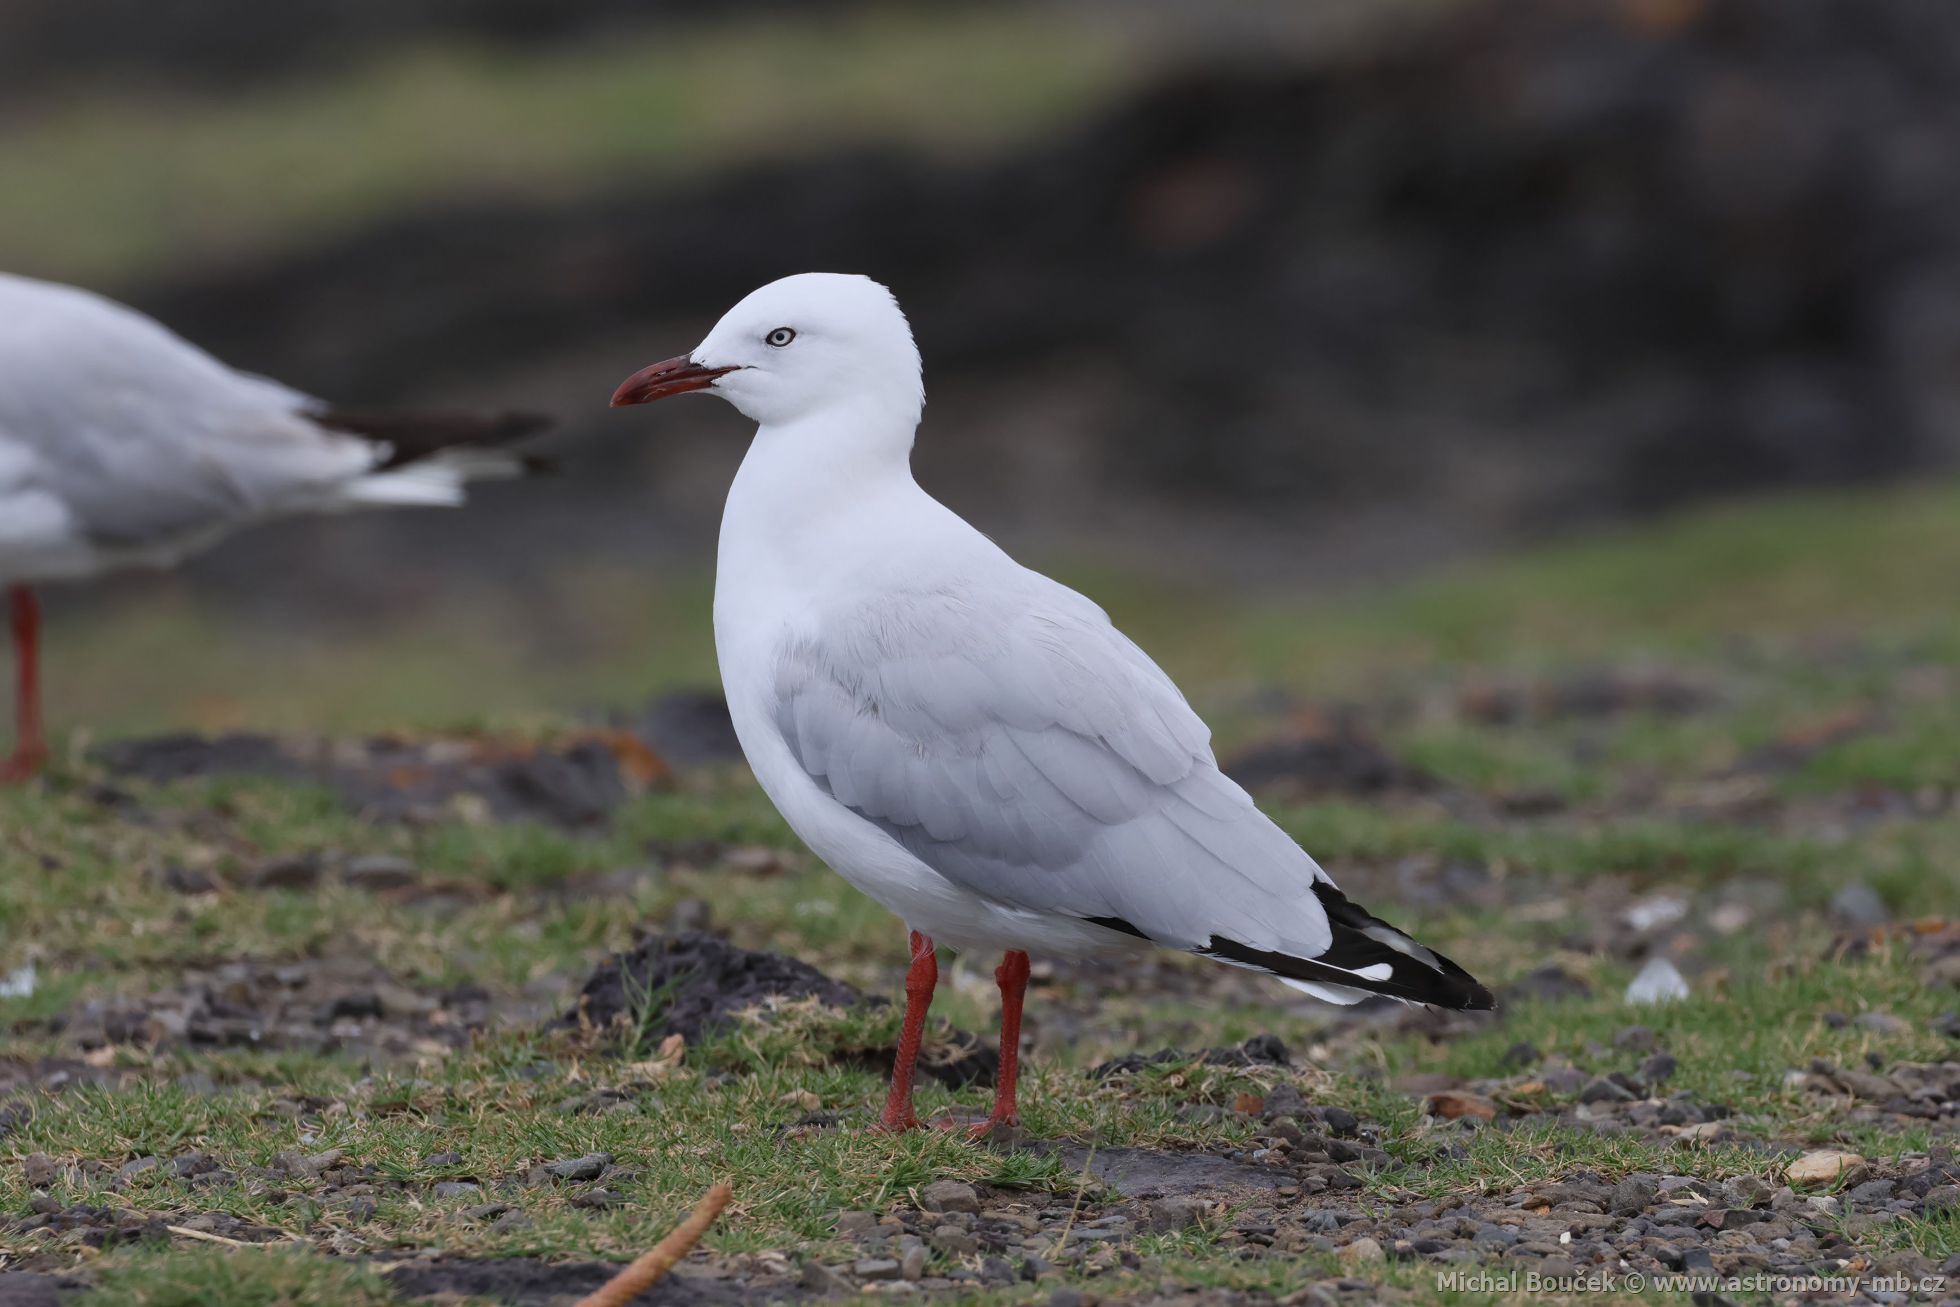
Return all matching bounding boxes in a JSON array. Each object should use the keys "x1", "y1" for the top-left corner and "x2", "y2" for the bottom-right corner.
[
  {"x1": 0, "y1": 275, "x2": 378, "y2": 548},
  {"x1": 769, "y1": 576, "x2": 1339, "y2": 959}
]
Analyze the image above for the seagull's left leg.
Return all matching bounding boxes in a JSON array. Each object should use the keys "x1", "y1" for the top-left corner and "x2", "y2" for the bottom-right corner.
[
  {"x1": 0, "y1": 586, "x2": 46, "y2": 783},
  {"x1": 874, "y1": 929, "x2": 938, "y2": 1133},
  {"x1": 981, "y1": 949, "x2": 1031, "y2": 1133},
  {"x1": 930, "y1": 949, "x2": 1031, "y2": 1138}
]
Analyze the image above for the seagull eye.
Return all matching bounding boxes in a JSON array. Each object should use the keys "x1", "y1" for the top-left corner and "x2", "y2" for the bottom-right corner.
[{"x1": 765, "y1": 327, "x2": 796, "y2": 348}]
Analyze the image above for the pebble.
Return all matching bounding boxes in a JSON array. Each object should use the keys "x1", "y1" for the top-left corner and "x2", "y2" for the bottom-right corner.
[
  {"x1": 1830, "y1": 882, "x2": 1889, "y2": 928},
  {"x1": 1610, "y1": 1176, "x2": 1658, "y2": 1215},
  {"x1": 1787, "y1": 1150, "x2": 1863, "y2": 1187},
  {"x1": 1637, "y1": 1052, "x2": 1678, "y2": 1086},
  {"x1": 342, "y1": 854, "x2": 418, "y2": 890},
  {"x1": 1579, "y1": 1077, "x2": 1636, "y2": 1104},
  {"x1": 801, "y1": 1262, "x2": 851, "y2": 1292},
  {"x1": 919, "y1": 1180, "x2": 981, "y2": 1213},
  {"x1": 900, "y1": 1246, "x2": 929, "y2": 1280},
  {"x1": 115, "y1": 1157, "x2": 159, "y2": 1184},
  {"x1": 1625, "y1": 957, "x2": 1690, "y2": 1005},
  {"x1": 855, "y1": 1258, "x2": 902, "y2": 1281},
  {"x1": 1338, "y1": 1236, "x2": 1384, "y2": 1264},
  {"x1": 542, "y1": 1153, "x2": 614, "y2": 1182},
  {"x1": 431, "y1": 1181, "x2": 481, "y2": 1199},
  {"x1": 1144, "y1": 1196, "x2": 1212, "y2": 1232}
]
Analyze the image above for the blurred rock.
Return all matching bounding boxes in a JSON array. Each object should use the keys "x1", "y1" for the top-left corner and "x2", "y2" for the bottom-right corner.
[
  {"x1": 1625, "y1": 957, "x2": 1690, "y2": 1005},
  {"x1": 1829, "y1": 882, "x2": 1890, "y2": 930}
]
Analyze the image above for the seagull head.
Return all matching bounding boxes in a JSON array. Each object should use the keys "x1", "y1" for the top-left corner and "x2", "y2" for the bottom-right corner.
[{"x1": 611, "y1": 273, "x2": 924, "y2": 428}]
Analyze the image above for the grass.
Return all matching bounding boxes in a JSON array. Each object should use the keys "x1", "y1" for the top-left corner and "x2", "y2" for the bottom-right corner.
[
  {"x1": 0, "y1": 6, "x2": 1168, "y2": 286},
  {"x1": 3, "y1": 479, "x2": 1957, "y2": 1299}
]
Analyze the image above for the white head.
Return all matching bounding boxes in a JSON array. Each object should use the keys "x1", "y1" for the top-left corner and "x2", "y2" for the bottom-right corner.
[{"x1": 611, "y1": 273, "x2": 923, "y2": 430}]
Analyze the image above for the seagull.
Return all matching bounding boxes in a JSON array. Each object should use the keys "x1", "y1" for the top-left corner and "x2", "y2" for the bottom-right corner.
[
  {"x1": 0, "y1": 272, "x2": 547, "y2": 781},
  {"x1": 612, "y1": 273, "x2": 1494, "y2": 1135}
]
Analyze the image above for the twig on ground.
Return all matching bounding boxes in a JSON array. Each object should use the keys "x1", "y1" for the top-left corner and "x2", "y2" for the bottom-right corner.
[
  {"x1": 164, "y1": 1225, "x2": 260, "y2": 1248},
  {"x1": 573, "y1": 1183, "x2": 734, "y2": 1307}
]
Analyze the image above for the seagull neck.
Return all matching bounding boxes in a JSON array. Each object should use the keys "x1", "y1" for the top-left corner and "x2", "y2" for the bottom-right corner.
[{"x1": 722, "y1": 410, "x2": 926, "y2": 559}]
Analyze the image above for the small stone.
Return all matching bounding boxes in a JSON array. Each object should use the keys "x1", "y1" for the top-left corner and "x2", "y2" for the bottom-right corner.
[
  {"x1": 422, "y1": 1151, "x2": 463, "y2": 1167},
  {"x1": 919, "y1": 1180, "x2": 981, "y2": 1213},
  {"x1": 115, "y1": 1156, "x2": 160, "y2": 1184},
  {"x1": 156, "y1": 863, "x2": 220, "y2": 895},
  {"x1": 490, "y1": 1210, "x2": 533, "y2": 1234},
  {"x1": 1787, "y1": 1150, "x2": 1864, "y2": 1187},
  {"x1": 1338, "y1": 1236, "x2": 1384, "y2": 1264},
  {"x1": 900, "y1": 1246, "x2": 928, "y2": 1280},
  {"x1": 1144, "y1": 1196, "x2": 1212, "y2": 1232},
  {"x1": 23, "y1": 1153, "x2": 59, "y2": 1186},
  {"x1": 542, "y1": 1153, "x2": 614, "y2": 1182},
  {"x1": 801, "y1": 1261, "x2": 851, "y2": 1292},
  {"x1": 1422, "y1": 1090, "x2": 1496, "y2": 1121},
  {"x1": 1830, "y1": 882, "x2": 1888, "y2": 929},
  {"x1": 464, "y1": 1203, "x2": 511, "y2": 1221},
  {"x1": 1723, "y1": 1176, "x2": 1773, "y2": 1209},
  {"x1": 1610, "y1": 1176, "x2": 1658, "y2": 1215},
  {"x1": 854, "y1": 1258, "x2": 902, "y2": 1281},
  {"x1": 432, "y1": 1181, "x2": 481, "y2": 1200},
  {"x1": 1579, "y1": 1077, "x2": 1636, "y2": 1104},
  {"x1": 1614, "y1": 1026, "x2": 1658, "y2": 1052},
  {"x1": 930, "y1": 1225, "x2": 979, "y2": 1255},
  {"x1": 1625, "y1": 957, "x2": 1689, "y2": 1005},
  {"x1": 249, "y1": 855, "x2": 321, "y2": 890},
  {"x1": 835, "y1": 1210, "x2": 879, "y2": 1235},
  {"x1": 571, "y1": 1188, "x2": 625, "y2": 1209},
  {"x1": 279, "y1": 1148, "x2": 343, "y2": 1178},
  {"x1": 1638, "y1": 1052, "x2": 1679, "y2": 1086},
  {"x1": 1854, "y1": 1012, "x2": 1910, "y2": 1035},
  {"x1": 1926, "y1": 1186, "x2": 1960, "y2": 1214},
  {"x1": 342, "y1": 854, "x2": 418, "y2": 891}
]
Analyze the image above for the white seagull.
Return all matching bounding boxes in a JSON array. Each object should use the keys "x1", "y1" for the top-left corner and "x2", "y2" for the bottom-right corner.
[
  {"x1": 0, "y1": 272, "x2": 546, "y2": 781},
  {"x1": 612, "y1": 273, "x2": 1493, "y2": 1134}
]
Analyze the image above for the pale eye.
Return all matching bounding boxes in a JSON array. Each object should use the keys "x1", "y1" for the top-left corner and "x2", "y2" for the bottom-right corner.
[{"x1": 765, "y1": 327, "x2": 796, "y2": 348}]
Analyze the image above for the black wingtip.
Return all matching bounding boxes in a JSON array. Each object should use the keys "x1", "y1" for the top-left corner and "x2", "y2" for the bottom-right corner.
[
  {"x1": 317, "y1": 408, "x2": 555, "y2": 469},
  {"x1": 1080, "y1": 896, "x2": 1496, "y2": 1012}
]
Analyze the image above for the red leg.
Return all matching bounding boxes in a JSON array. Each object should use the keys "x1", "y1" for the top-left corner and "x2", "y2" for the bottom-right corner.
[
  {"x1": 0, "y1": 586, "x2": 46, "y2": 783},
  {"x1": 984, "y1": 950, "x2": 1031, "y2": 1132},
  {"x1": 875, "y1": 929, "x2": 937, "y2": 1133}
]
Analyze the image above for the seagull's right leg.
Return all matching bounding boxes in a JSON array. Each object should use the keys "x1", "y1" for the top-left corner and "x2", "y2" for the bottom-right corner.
[
  {"x1": 0, "y1": 586, "x2": 46, "y2": 783},
  {"x1": 874, "y1": 929, "x2": 938, "y2": 1133}
]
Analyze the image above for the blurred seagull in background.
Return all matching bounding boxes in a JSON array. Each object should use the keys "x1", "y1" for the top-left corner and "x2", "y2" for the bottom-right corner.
[
  {"x1": 0, "y1": 272, "x2": 548, "y2": 781},
  {"x1": 612, "y1": 272, "x2": 1495, "y2": 1136}
]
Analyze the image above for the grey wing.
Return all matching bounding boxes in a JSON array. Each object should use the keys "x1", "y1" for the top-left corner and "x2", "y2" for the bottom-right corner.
[
  {"x1": 0, "y1": 274, "x2": 376, "y2": 545},
  {"x1": 772, "y1": 579, "x2": 1334, "y2": 957}
]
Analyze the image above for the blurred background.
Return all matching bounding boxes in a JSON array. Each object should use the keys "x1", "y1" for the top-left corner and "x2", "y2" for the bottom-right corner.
[{"x1": 5, "y1": 0, "x2": 1958, "y2": 739}]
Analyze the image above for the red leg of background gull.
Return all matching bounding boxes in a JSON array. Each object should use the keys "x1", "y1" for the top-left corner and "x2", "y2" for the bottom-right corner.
[
  {"x1": 0, "y1": 586, "x2": 46, "y2": 783},
  {"x1": 984, "y1": 950, "x2": 1031, "y2": 1132},
  {"x1": 875, "y1": 929, "x2": 937, "y2": 1133}
]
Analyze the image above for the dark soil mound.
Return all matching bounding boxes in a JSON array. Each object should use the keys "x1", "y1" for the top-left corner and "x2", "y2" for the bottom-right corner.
[
  {"x1": 559, "y1": 932, "x2": 998, "y2": 1089},
  {"x1": 559, "y1": 931, "x2": 861, "y2": 1042}
]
